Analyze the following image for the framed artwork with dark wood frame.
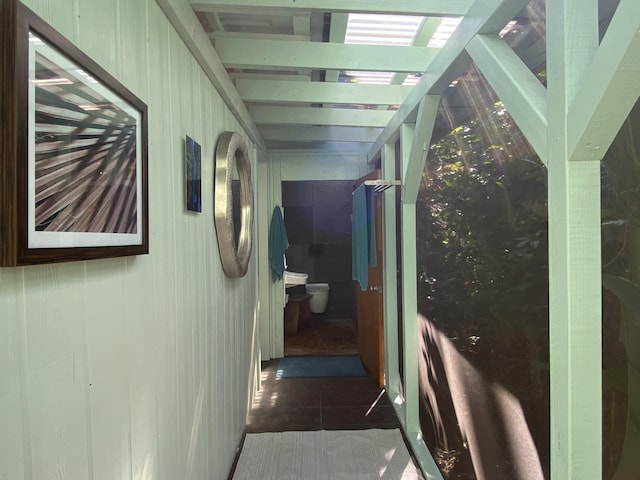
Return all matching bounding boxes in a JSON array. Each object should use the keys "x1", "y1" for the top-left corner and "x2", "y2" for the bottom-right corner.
[{"x1": 0, "y1": 1, "x2": 148, "y2": 266}]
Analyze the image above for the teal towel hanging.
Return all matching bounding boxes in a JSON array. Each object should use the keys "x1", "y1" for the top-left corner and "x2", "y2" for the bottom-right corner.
[
  {"x1": 269, "y1": 206, "x2": 289, "y2": 281},
  {"x1": 352, "y1": 184, "x2": 376, "y2": 291}
]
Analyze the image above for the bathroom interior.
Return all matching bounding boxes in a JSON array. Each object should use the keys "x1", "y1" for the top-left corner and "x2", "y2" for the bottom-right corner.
[{"x1": 281, "y1": 179, "x2": 358, "y2": 356}]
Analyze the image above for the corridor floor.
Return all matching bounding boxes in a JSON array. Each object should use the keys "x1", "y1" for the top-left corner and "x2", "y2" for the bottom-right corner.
[
  {"x1": 228, "y1": 358, "x2": 426, "y2": 479},
  {"x1": 245, "y1": 359, "x2": 401, "y2": 432}
]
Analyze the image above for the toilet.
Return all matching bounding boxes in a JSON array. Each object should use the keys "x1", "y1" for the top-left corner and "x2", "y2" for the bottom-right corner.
[{"x1": 305, "y1": 283, "x2": 330, "y2": 313}]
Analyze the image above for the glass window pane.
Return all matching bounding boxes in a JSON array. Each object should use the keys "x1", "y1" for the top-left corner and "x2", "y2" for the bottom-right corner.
[{"x1": 415, "y1": 61, "x2": 550, "y2": 479}]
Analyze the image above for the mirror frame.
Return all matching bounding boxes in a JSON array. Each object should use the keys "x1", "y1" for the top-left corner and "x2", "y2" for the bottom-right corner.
[{"x1": 214, "y1": 131, "x2": 253, "y2": 278}]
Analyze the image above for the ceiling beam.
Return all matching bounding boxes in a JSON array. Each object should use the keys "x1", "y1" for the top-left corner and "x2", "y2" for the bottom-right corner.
[
  {"x1": 391, "y1": 17, "x2": 442, "y2": 85},
  {"x1": 367, "y1": 0, "x2": 530, "y2": 162},
  {"x1": 236, "y1": 79, "x2": 411, "y2": 105},
  {"x1": 155, "y1": 0, "x2": 268, "y2": 156},
  {"x1": 215, "y1": 38, "x2": 440, "y2": 73},
  {"x1": 403, "y1": 96, "x2": 440, "y2": 203},
  {"x1": 210, "y1": 31, "x2": 310, "y2": 41},
  {"x1": 292, "y1": 13, "x2": 311, "y2": 37},
  {"x1": 192, "y1": 0, "x2": 473, "y2": 17},
  {"x1": 567, "y1": 0, "x2": 640, "y2": 161},
  {"x1": 325, "y1": 13, "x2": 348, "y2": 83},
  {"x1": 260, "y1": 125, "x2": 383, "y2": 143},
  {"x1": 466, "y1": 33, "x2": 548, "y2": 162},
  {"x1": 250, "y1": 105, "x2": 395, "y2": 127}
]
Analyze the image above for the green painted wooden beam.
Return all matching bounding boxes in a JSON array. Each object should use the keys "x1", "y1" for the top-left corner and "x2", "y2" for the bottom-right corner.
[
  {"x1": 154, "y1": 0, "x2": 268, "y2": 157},
  {"x1": 210, "y1": 31, "x2": 310, "y2": 42},
  {"x1": 236, "y1": 79, "x2": 412, "y2": 106},
  {"x1": 547, "y1": 0, "x2": 602, "y2": 478},
  {"x1": 260, "y1": 125, "x2": 382, "y2": 143},
  {"x1": 192, "y1": 0, "x2": 473, "y2": 17},
  {"x1": 249, "y1": 105, "x2": 394, "y2": 127},
  {"x1": 324, "y1": 13, "x2": 348, "y2": 84},
  {"x1": 381, "y1": 142, "x2": 400, "y2": 397},
  {"x1": 214, "y1": 37, "x2": 440, "y2": 73},
  {"x1": 391, "y1": 18, "x2": 442, "y2": 85},
  {"x1": 466, "y1": 34, "x2": 548, "y2": 163},
  {"x1": 366, "y1": 0, "x2": 530, "y2": 163},
  {"x1": 399, "y1": 125, "x2": 420, "y2": 430},
  {"x1": 567, "y1": 0, "x2": 640, "y2": 161},
  {"x1": 402, "y1": 96, "x2": 440, "y2": 204}
]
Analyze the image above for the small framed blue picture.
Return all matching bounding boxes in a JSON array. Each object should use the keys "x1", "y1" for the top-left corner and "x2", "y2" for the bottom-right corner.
[{"x1": 185, "y1": 135, "x2": 202, "y2": 212}]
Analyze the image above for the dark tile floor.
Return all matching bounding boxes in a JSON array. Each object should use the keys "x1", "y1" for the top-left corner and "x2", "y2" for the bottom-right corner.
[{"x1": 246, "y1": 359, "x2": 401, "y2": 432}]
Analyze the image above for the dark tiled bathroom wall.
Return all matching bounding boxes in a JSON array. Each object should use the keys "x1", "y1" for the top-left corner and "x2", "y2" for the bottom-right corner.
[{"x1": 282, "y1": 180, "x2": 354, "y2": 318}]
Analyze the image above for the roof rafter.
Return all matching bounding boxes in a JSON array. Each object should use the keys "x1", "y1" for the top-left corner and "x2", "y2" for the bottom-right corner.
[
  {"x1": 192, "y1": 0, "x2": 473, "y2": 17},
  {"x1": 155, "y1": 0, "x2": 268, "y2": 156},
  {"x1": 367, "y1": 0, "x2": 530, "y2": 162},
  {"x1": 250, "y1": 105, "x2": 394, "y2": 127},
  {"x1": 466, "y1": 33, "x2": 548, "y2": 162},
  {"x1": 260, "y1": 125, "x2": 382, "y2": 143},
  {"x1": 567, "y1": 0, "x2": 640, "y2": 161},
  {"x1": 215, "y1": 37, "x2": 440, "y2": 73},
  {"x1": 236, "y1": 79, "x2": 411, "y2": 105}
]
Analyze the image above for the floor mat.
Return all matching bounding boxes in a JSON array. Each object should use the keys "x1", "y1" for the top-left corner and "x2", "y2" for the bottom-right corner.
[
  {"x1": 276, "y1": 355, "x2": 366, "y2": 378},
  {"x1": 232, "y1": 429, "x2": 423, "y2": 479}
]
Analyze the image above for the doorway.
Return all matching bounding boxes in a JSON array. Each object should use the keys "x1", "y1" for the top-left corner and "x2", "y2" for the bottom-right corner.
[{"x1": 281, "y1": 180, "x2": 357, "y2": 356}]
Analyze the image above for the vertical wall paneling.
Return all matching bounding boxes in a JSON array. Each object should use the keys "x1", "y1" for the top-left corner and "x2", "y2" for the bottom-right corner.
[
  {"x1": 83, "y1": 260, "x2": 133, "y2": 480},
  {"x1": 148, "y1": 6, "x2": 181, "y2": 480},
  {"x1": 76, "y1": 0, "x2": 117, "y2": 77},
  {"x1": 20, "y1": 264, "x2": 92, "y2": 480},
  {"x1": 0, "y1": 269, "x2": 26, "y2": 480},
  {"x1": 116, "y1": 0, "x2": 148, "y2": 98},
  {"x1": 4, "y1": 2, "x2": 262, "y2": 480},
  {"x1": 257, "y1": 158, "x2": 271, "y2": 360}
]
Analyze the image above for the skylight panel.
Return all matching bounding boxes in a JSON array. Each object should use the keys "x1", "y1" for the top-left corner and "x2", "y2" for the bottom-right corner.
[
  {"x1": 343, "y1": 71, "x2": 395, "y2": 85},
  {"x1": 427, "y1": 17, "x2": 462, "y2": 48},
  {"x1": 345, "y1": 14, "x2": 425, "y2": 46},
  {"x1": 402, "y1": 74, "x2": 422, "y2": 86},
  {"x1": 343, "y1": 14, "x2": 424, "y2": 85}
]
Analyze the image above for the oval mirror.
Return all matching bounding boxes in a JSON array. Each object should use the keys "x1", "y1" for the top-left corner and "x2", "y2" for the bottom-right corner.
[{"x1": 214, "y1": 131, "x2": 253, "y2": 278}]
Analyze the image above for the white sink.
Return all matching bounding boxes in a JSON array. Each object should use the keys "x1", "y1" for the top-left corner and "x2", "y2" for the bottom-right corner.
[{"x1": 284, "y1": 271, "x2": 308, "y2": 287}]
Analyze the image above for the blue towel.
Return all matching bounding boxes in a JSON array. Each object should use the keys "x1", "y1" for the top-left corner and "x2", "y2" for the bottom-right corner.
[
  {"x1": 269, "y1": 206, "x2": 288, "y2": 281},
  {"x1": 352, "y1": 185, "x2": 376, "y2": 291}
]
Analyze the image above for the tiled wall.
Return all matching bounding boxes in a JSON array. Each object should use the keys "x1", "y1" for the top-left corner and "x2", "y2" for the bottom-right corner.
[{"x1": 282, "y1": 180, "x2": 354, "y2": 318}]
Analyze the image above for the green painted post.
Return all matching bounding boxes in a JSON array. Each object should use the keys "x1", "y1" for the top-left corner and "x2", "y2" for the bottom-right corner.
[
  {"x1": 399, "y1": 124, "x2": 419, "y2": 430},
  {"x1": 382, "y1": 143, "x2": 401, "y2": 398},
  {"x1": 547, "y1": 0, "x2": 602, "y2": 478}
]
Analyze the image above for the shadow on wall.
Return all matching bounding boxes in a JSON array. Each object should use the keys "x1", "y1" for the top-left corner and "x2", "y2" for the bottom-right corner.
[{"x1": 418, "y1": 314, "x2": 546, "y2": 480}]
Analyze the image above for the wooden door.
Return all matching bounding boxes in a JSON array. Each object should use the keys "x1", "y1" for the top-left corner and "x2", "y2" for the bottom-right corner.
[{"x1": 355, "y1": 173, "x2": 385, "y2": 387}]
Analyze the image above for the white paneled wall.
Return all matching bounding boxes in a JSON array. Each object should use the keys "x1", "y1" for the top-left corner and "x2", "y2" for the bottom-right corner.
[{"x1": 0, "y1": 1, "x2": 259, "y2": 479}]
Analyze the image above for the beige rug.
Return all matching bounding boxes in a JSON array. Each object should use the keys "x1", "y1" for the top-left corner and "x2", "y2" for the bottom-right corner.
[{"x1": 232, "y1": 429, "x2": 423, "y2": 479}]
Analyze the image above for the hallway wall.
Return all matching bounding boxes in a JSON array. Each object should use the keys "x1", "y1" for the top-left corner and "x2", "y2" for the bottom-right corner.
[{"x1": 0, "y1": 1, "x2": 259, "y2": 480}]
